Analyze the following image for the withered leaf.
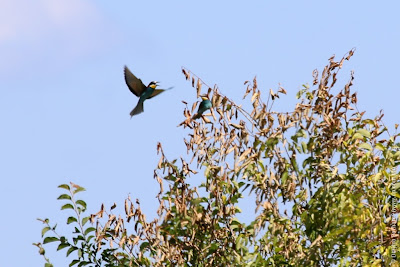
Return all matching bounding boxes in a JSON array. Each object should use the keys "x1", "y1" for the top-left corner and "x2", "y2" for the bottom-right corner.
[
  {"x1": 278, "y1": 86, "x2": 287, "y2": 95},
  {"x1": 203, "y1": 116, "x2": 211, "y2": 123},
  {"x1": 125, "y1": 199, "x2": 129, "y2": 215},
  {"x1": 182, "y1": 68, "x2": 190, "y2": 80},
  {"x1": 196, "y1": 79, "x2": 202, "y2": 97},
  {"x1": 230, "y1": 123, "x2": 244, "y2": 129},
  {"x1": 191, "y1": 102, "x2": 198, "y2": 113}
]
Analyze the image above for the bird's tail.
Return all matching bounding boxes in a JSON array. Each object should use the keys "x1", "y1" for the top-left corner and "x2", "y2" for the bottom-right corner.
[{"x1": 130, "y1": 101, "x2": 144, "y2": 117}]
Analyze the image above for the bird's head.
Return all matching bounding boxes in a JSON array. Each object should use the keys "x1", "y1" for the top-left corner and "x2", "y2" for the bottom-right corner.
[
  {"x1": 148, "y1": 81, "x2": 159, "y2": 89},
  {"x1": 200, "y1": 95, "x2": 209, "y2": 101}
]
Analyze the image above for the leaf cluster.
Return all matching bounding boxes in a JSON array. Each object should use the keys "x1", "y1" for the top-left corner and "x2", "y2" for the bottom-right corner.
[{"x1": 37, "y1": 50, "x2": 400, "y2": 266}]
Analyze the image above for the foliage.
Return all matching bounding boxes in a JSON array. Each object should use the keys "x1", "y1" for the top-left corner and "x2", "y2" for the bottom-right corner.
[
  {"x1": 36, "y1": 50, "x2": 400, "y2": 266},
  {"x1": 34, "y1": 183, "x2": 121, "y2": 267}
]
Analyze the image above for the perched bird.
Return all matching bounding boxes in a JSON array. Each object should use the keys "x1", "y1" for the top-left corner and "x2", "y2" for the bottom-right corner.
[
  {"x1": 192, "y1": 96, "x2": 212, "y2": 120},
  {"x1": 124, "y1": 66, "x2": 168, "y2": 117}
]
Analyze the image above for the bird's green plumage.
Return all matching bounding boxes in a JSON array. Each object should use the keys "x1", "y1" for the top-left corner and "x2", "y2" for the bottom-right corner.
[
  {"x1": 130, "y1": 86, "x2": 155, "y2": 116},
  {"x1": 192, "y1": 99, "x2": 212, "y2": 120}
]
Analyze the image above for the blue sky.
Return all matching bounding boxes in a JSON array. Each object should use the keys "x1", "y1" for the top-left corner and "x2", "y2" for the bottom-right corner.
[{"x1": 1, "y1": 1, "x2": 399, "y2": 266}]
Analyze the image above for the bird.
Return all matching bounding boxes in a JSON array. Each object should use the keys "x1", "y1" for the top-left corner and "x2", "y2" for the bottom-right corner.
[
  {"x1": 192, "y1": 96, "x2": 212, "y2": 120},
  {"x1": 124, "y1": 65, "x2": 169, "y2": 117}
]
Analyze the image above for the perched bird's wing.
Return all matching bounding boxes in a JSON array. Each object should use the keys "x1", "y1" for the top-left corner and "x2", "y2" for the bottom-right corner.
[
  {"x1": 124, "y1": 66, "x2": 146, "y2": 97},
  {"x1": 148, "y1": 87, "x2": 173, "y2": 99},
  {"x1": 192, "y1": 99, "x2": 212, "y2": 120}
]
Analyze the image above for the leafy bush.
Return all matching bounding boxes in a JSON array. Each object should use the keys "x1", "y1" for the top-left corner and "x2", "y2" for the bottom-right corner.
[{"x1": 36, "y1": 50, "x2": 400, "y2": 266}]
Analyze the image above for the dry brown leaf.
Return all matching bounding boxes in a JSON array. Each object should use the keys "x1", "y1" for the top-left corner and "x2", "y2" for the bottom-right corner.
[
  {"x1": 203, "y1": 116, "x2": 211, "y2": 123},
  {"x1": 345, "y1": 48, "x2": 355, "y2": 60},
  {"x1": 239, "y1": 148, "x2": 252, "y2": 162},
  {"x1": 124, "y1": 199, "x2": 129, "y2": 215},
  {"x1": 191, "y1": 102, "x2": 198, "y2": 113},
  {"x1": 230, "y1": 123, "x2": 244, "y2": 129},
  {"x1": 278, "y1": 86, "x2": 287, "y2": 95},
  {"x1": 196, "y1": 79, "x2": 202, "y2": 97},
  {"x1": 251, "y1": 92, "x2": 259, "y2": 103},
  {"x1": 182, "y1": 68, "x2": 190, "y2": 80},
  {"x1": 210, "y1": 108, "x2": 217, "y2": 121}
]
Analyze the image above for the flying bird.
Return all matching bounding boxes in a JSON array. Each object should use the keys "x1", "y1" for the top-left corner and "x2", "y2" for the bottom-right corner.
[
  {"x1": 124, "y1": 66, "x2": 169, "y2": 117},
  {"x1": 192, "y1": 96, "x2": 212, "y2": 120}
]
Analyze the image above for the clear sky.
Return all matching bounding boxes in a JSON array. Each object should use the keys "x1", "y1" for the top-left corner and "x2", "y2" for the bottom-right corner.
[{"x1": 1, "y1": 1, "x2": 399, "y2": 266}]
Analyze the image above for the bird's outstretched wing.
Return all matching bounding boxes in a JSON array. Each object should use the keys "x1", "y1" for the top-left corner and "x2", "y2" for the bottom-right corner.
[
  {"x1": 148, "y1": 87, "x2": 173, "y2": 99},
  {"x1": 124, "y1": 66, "x2": 146, "y2": 97}
]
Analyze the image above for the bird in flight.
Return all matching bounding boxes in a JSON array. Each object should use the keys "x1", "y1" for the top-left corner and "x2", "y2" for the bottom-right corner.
[{"x1": 124, "y1": 66, "x2": 170, "y2": 117}]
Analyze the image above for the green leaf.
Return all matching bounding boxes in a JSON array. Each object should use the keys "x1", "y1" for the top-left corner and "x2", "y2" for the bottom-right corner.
[
  {"x1": 301, "y1": 141, "x2": 307, "y2": 153},
  {"x1": 67, "y1": 216, "x2": 78, "y2": 224},
  {"x1": 73, "y1": 187, "x2": 86, "y2": 194},
  {"x1": 84, "y1": 227, "x2": 95, "y2": 236},
  {"x1": 359, "y1": 143, "x2": 372, "y2": 151},
  {"x1": 352, "y1": 133, "x2": 364, "y2": 140},
  {"x1": 375, "y1": 143, "x2": 385, "y2": 151},
  {"x1": 210, "y1": 243, "x2": 218, "y2": 252},
  {"x1": 392, "y1": 182, "x2": 400, "y2": 191},
  {"x1": 281, "y1": 171, "x2": 289, "y2": 184},
  {"x1": 61, "y1": 204, "x2": 74, "y2": 210},
  {"x1": 356, "y1": 129, "x2": 371, "y2": 138},
  {"x1": 57, "y1": 194, "x2": 72, "y2": 200},
  {"x1": 69, "y1": 259, "x2": 80, "y2": 267},
  {"x1": 362, "y1": 119, "x2": 375, "y2": 126},
  {"x1": 43, "y1": 237, "x2": 59, "y2": 244},
  {"x1": 45, "y1": 263, "x2": 54, "y2": 267},
  {"x1": 76, "y1": 200, "x2": 87, "y2": 210},
  {"x1": 86, "y1": 235, "x2": 94, "y2": 242},
  {"x1": 58, "y1": 184, "x2": 70, "y2": 190},
  {"x1": 140, "y1": 242, "x2": 150, "y2": 251},
  {"x1": 66, "y1": 246, "x2": 78, "y2": 257},
  {"x1": 57, "y1": 243, "x2": 69, "y2": 251},
  {"x1": 77, "y1": 248, "x2": 83, "y2": 258},
  {"x1": 73, "y1": 235, "x2": 85, "y2": 245},
  {"x1": 372, "y1": 173, "x2": 382, "y2": 183},
  {"x1": 231, "y1": 218, "x2": 242, "y2": 230},
  {"x1": 41, "y1": 226, "x2": 51, "y2": 237},
  {"x1": 81, "y1": 216, "x2": 90, "y2": 226},
  {"x1": 266, "y1": 137, "x2": 279, "y2": 148}
]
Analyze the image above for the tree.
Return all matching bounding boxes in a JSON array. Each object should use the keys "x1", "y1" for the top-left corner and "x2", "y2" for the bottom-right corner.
[{"x1": 36, "y1": 49, "x2": 400, "y2": 266}]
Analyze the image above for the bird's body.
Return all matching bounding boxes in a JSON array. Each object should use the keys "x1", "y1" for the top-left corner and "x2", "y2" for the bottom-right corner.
[
  {"x1": 129, "y1": 82, "x2": 156, "y2": 117},
  {"x1": 124, "y1": 66, "x2": 168, "y2": 117},
  {"x1": 192, "y1": 97, "x2": 212, "y2": 120}
]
